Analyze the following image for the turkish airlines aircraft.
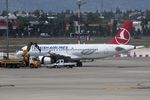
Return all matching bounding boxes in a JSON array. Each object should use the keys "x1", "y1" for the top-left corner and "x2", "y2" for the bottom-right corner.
[{"x1": 16, "y1": 20, "x2": 143, "y2": 66}]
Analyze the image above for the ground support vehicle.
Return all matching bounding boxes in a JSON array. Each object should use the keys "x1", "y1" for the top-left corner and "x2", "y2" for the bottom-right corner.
[
  {"x1": 29, "y1": 57, "x2": 41, "y2": 68},
  {"x1": 0, "y1": 59, "x2": 24, "y2": 68},
  {"x1": 0, "y1": 58, "x2": 41, "y2": 68},
  {"x1": 45, "y1": 59, "x2": 76, "y2": 68}
]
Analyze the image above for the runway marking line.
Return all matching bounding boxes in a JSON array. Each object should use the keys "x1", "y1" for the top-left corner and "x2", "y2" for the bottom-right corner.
[
  {"x1": 99, "y1": 86, "x2": 150, "y2": 91},
  {"x1": 99, "y1": 87, "x2": 132, "y2": 91}
]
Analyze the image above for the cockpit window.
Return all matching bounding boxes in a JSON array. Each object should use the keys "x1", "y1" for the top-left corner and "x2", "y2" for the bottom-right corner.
[{"x1": 19, "y1": 49, "x2": 24, "y2": 51}]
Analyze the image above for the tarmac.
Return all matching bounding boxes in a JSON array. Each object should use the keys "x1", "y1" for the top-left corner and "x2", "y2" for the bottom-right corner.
[{"x1": 0, "y1": 58, "x2": 150, "y2": 100}]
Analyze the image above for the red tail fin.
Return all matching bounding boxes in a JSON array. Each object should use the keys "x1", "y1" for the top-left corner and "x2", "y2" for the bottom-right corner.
[{"x1": 110, "y1": 20, "x2": 133, "y2": 45}]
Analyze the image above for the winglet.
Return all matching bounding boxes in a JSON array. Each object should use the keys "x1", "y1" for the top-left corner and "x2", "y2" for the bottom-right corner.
[{"x1": 110, "y1": 20, "x2": 133, "y2": 45}]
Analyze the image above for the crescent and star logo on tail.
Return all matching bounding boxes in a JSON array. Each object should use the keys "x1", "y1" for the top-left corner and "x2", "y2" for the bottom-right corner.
[
  {"x1": 110, "y1": 20, "x2": 132, "y2": 45},
  {"x1": 115, "y1": 28, "x2": 131, "y2": 45}
]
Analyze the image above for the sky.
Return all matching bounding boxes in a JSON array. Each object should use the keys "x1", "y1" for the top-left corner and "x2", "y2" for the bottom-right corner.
[{"x1": 0, "y1": 0, "x2": 150, "y2": 12}]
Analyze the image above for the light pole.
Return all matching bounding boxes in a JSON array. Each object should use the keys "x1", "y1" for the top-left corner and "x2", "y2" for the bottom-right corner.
[
  {"x1": 101, "y1": 0, "x2": 103, "y2": 13},
  {"x1": 6, "y1": 0, "x2": 9, "y2": 59},
  {"x1": 77, "y1": 0, "x2": 86, "y2": 44}
]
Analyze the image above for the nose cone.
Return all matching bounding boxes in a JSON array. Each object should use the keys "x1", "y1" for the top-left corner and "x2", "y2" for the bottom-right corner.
[{"x1": 16, "y1": 51, "x2": 23, "y2": 58}]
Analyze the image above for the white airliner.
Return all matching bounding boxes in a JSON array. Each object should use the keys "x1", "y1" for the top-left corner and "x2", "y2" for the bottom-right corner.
[{"x1": 16, "y1": 20, "x2": 143, "y2": 66}]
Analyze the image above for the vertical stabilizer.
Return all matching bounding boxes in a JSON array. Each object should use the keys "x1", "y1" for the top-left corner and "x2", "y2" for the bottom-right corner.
[{"x1": 110, "y1": 20, "x2": 133, "y2": 45}]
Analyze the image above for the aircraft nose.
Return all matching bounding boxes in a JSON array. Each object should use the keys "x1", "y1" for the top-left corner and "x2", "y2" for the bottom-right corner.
[{"x1": 16, "y1": 51, "x2": 23, "y2": 58}]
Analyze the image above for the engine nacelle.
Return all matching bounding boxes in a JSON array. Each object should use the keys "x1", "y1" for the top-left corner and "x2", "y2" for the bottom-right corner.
[{"x1": 39, "y1": 56, "x2": 51, "y2": 64}]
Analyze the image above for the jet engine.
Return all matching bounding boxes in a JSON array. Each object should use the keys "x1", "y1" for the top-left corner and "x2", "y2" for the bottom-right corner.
[{"x1": 39, "y1": 56, "x2": 51, "y2": 64}]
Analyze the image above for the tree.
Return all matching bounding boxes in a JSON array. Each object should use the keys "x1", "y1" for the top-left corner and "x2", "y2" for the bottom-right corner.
[{"x1": 17, "y1": 16, "x2": 30, "y2": 37}]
